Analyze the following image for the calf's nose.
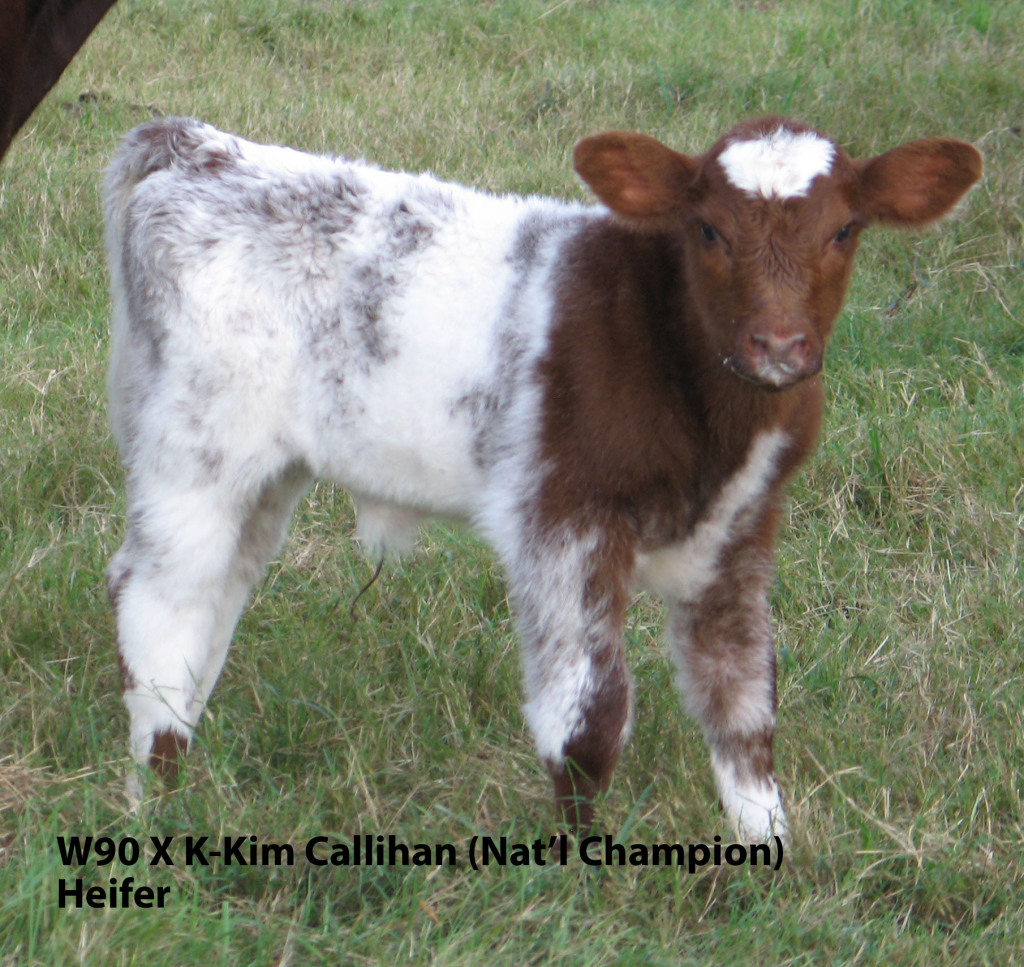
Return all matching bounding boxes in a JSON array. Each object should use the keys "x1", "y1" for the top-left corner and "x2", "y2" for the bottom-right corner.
[
  {"x1": 738, "y1": 328, "x2": 820, "y2": 387},
  {"x1": 750, "y1": 330, "x2": 808, "y2": 364}
]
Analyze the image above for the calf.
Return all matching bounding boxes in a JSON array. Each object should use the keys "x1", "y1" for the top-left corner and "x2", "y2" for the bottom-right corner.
[{"x1": 104, "y1": 116, "x2": 980, "y2": 840}]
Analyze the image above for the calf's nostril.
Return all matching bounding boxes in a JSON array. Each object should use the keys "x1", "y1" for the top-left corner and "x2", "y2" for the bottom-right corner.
[{"x1": 751, "y1": 332, "x2": 807, "y2": 360}]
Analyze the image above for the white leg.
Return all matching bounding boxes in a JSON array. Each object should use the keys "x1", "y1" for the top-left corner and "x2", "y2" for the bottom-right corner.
[
  {"x1": 189, "y1": 463, "x2": 311, "y2": 717},
  {"x1": 109, "y1": 465, "x2": 309, "y2": 794},
  {"x1": 110, "y1": 486, "x2": 241, "y2": 773}
]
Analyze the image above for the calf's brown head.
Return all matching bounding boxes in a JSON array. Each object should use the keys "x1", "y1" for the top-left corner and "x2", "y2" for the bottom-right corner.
[{"x1": 574, "y1": 116, "x2": 983, "y2": 389}]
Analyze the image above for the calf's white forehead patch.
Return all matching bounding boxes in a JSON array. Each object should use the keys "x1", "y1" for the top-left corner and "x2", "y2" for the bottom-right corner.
[{"x1": 718, "y1": 128, "x2": 835, "y2": 199}]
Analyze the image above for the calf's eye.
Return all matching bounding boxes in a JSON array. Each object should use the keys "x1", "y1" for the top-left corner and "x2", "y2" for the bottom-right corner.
[
  {"x1": 833, "y1": 223, "x2": 853, "y2": 244},
  {"x1": 699, "y1": 222, "x2": 718, "y2": 243}
]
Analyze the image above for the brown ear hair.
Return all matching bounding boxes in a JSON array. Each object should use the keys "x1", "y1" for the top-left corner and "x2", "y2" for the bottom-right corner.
[
  {"x1": 857, "y1": 138, "x2": 983, "y2": 226},
  {"x1": 573, "y1": 131, "x2": 697, "y2": 229}
]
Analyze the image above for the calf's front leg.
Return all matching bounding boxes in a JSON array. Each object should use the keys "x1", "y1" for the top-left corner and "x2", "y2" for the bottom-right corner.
[
  {"x1": 506, "y1": 526, "x2": 634, "y2": 835},
  {"x1": 665, "y1": 547, "x2": 788, "y2": 842}
]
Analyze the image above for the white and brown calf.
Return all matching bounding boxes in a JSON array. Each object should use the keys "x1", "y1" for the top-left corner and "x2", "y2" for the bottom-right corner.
[{"x1": 104, "y1": 116, "x2": 981, "y2": 840}]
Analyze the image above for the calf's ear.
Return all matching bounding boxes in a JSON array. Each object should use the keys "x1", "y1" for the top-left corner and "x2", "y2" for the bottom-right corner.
[
  {"x1": 857, "y1": 138, "x2": 983, "y2": 226},
  {"x1": 573, "y1": 131, "x2": 697, "y2": 228}
]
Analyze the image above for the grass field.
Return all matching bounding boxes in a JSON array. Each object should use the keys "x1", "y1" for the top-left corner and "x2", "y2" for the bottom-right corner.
[{"x1": 1, "y1": 0, "x2": 1022, "y2": 963}]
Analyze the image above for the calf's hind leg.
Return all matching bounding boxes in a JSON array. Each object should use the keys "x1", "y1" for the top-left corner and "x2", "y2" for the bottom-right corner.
[
  {"x1": 191, "y1": 463, "x2": 311, "y2": 716},
  {"x1": 109, "y1": 464, "x2": 310, "y2": 794}
]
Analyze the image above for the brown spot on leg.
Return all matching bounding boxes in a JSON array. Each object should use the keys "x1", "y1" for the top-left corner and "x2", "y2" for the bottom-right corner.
[
  {"x1": 116, "y1": 655, "x2": 136, "y2": 692},
  {"x1": 715, "y1": 727, "x2": 776, "y2": 783},
  {"x1": 149, "y1": 729, "x2": 188, "y2": 783},
  {"x1": 550, "y1": 757, "x2": 605, "y2": 836},
  {"x1": 549, "y1": 655, "x2": 632, "y2": 836},
  {"x1": 106, "y1": 562, "x2": 131, "y2": 610}
]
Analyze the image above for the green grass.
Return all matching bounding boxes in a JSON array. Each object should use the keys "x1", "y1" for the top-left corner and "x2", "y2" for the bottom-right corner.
[{"x1": 1, "y1": 0, "x2": 1022, "y2": 963}]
